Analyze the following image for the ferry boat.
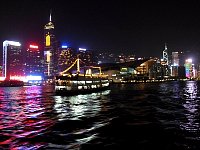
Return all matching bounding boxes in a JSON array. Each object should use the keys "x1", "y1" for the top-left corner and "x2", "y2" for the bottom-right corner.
[{"x1": 55, "y1": 58, "x2": 110, "y2": 95}]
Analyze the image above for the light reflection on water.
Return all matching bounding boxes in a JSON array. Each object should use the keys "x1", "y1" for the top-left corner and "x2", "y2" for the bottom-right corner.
[
  {"x1": 0, "y1": 86, "x2": 55, "y2": 149},
  {"x1": 54, "y1": 90, "x2": 110, "y2": 121},
  {"x1": 0, "y1": 86, "x2": 111, "y2": 149},
  {"x1": 157, "y1": 81, "x2": 200, "y2": 142},
  {"x1": 51, "y1": 90, "x2": 112, "y2": 149},
  {"x1": 180, "y1": 81, "x2": 200, "y2": 134},
  {"x1": 0, "y1": 82, "x2": 200, "y2": 149}
]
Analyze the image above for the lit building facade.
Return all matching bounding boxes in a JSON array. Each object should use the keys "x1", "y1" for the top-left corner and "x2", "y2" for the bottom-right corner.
[
  {"x1": 3, "y1": 40, "x2": 24, "y2": 80},
  {"x1": 25, "y1": 44, "x2": 43, "y2": 76},
  {"x1": 96, "y1": 52, "x2": 116, "y2": 64},
  {"x1": 197, "y1": 63, "x2": 200, "y2": 80},
  {"x1": 58, "y1": 46, "x2": 76, "y2": 73},
  {"x1": 161, "y1": 43, "x2": 170, "y2": 78},
  {"x1": 171, "y1": 52, "x2": 179, "y2": 77},
  {"x1": 163, "y1": 43, "x2": 169, "y2": 65},
  {"x1": 77, "y1": 48, "x2": 94, "y2": 66},
  {"x1": 134, "y1": 59, "x2": 156, "y2": 80},
  {"x1": 149, "y1": 61, "x2": 163, "y2": 79},
  {"x1": 185, "y1": 59, "x2": 193, "y2": 79},
  {"x1": 171, "y1": 52, "x2": 179, "y2": 66},
  {"x1": 169, "y1": 51, "x2": 186, "y2": 79},
  {"x1": 44, "y1": 13, "x2": 59, "y2": 77}
]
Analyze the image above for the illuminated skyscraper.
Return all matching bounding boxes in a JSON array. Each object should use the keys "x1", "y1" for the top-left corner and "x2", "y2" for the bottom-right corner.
[
  {"x1": 163, "y1": 43, "x2": 169, "y2": 65},
  {"x1": 44, "y1": 12, "x2": 59, "y2": 77},
  {"x1": 171, "y1": 52, "x2": 179, "y2": 77},
  {"x1": 3, "y1": 40, "x2": 24, "y2": 80},
  {"x1": 26, "y1": 44, "x2": 43, "y2": 76},
  {"x1": 170, "y1": 51, "x2": 186, "y2": 78},
  {"x1": 171, "y1": 52, "x2": 179, "y2": 66}
]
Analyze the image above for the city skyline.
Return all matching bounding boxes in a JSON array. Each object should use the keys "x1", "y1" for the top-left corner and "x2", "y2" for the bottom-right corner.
[{"x1": 1, "y1": 0, "x2": 200, "y2": 58}]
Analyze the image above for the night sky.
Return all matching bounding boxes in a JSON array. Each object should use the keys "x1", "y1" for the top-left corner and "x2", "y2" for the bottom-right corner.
[{"x1": 1, "y1": 0, "x2": 200, "y2": 58}]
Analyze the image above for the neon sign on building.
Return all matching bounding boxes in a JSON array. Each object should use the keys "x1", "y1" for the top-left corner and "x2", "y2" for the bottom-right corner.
[
  {"x1": 185, "y1": 59, "x2": 192, "y2": 78},
  {"x1": 30, "y1": 45, "x2": 39, "y2": 49}
]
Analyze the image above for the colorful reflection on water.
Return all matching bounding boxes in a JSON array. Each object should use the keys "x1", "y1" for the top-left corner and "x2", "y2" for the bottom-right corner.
[
  {"x1": 0, "y1": 86, "x2": 111, "y2": 149},
  {"x1": 0, "y1": 82, "x2": 200, "y2": 149},
  {"x1": 0, "y1": 86, "x2": 55, "y2": 149}
]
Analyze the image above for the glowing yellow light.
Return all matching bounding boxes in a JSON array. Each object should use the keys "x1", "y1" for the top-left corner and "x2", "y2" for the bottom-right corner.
[
  {"x1": 46, "y1": 35, "x2": 50, "y2": 46},
  {"x1": 47, "y1": 51, "x2": 51, "y2": 62},
  {"x1": 0, "y1": 77, "x2": 6, "y2": 81},
  {"x1": 121, "y1": 67, "x2": 128, "y2": 71}
]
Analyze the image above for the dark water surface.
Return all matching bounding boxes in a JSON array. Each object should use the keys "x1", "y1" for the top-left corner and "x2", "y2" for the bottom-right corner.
[{"x1": 0, "y1": 81, "x2": 200, "y2": 150}]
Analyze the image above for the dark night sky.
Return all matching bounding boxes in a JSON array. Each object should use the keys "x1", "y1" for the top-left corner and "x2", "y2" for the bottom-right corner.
[{"x1": 1, "y1": 0, "x2": 200, "y2": 58}]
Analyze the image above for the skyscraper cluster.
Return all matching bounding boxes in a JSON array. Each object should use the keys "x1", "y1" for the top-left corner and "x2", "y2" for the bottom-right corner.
[
  {"x1": 1, "y1": 13, "x2": 199, "y2": 83},
  {"x1": 1, "y1": 13, "x2": 94, "y2": 82}
]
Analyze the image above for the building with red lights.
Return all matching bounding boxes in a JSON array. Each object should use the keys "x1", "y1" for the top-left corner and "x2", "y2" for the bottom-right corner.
[{"x1": 25, "y1": 44, "x2": 43, "y2": 76}]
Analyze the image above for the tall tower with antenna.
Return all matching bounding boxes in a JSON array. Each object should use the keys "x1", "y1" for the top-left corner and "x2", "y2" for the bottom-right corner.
[
  {"x1": 163, "y1": 43, "x2": 169, "y2": 65},
  {"x1": 44, "y1": 11, "x2": 58, "y2": 77}
]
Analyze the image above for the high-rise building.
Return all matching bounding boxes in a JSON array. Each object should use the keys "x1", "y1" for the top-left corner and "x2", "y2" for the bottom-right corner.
[
  {"x1": 25, "y1": 44, "x2": 43, "y2": 76},
  {"x1": 77, "y1": 48, "x2": 94, "y2": 66},
  {"x1": 171, "y1": 52, "x2": 179, "y2": 77},
  {"x1": 58, "y1": 45, "x2": 76, "y2": 73},
  {"x1": 44, "y1": 13, "x2": 59, "y2": 77},
  {"x1": 3, "y1": 40, "x2": 24, "y2": 80},
  {"x1": 170, "y1": 51, "x2": 186, "y2": 78},
  {"x1": 163, "y1": 43, "x2": 169, "y2": 65},
  {"x1": 185, "y1": 59, "x2": 193, "y2": 79},
  {"x1": 171, "y1": 52, "x2": 179, "y2": 66},
  {"x1": 161, "y1": 43, "x2": 170, "y2": 77}
]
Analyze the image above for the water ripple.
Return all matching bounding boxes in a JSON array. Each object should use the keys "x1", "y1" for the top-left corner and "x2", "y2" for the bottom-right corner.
[{"x1": 1, "y1": 82, "x2": 200, "y2": 149}]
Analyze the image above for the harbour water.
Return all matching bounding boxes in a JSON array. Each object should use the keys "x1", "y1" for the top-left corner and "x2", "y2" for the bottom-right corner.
[{"x1": 0, "y1": 81, "x2": 200, "y2": 149}]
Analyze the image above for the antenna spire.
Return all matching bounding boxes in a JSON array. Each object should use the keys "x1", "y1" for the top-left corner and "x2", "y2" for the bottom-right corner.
[
  {"x1": 49, "y1": 10, "x2": 52, "y2": 22},
  {"x1": 165, "y1": 42, "x2": 167, "y2": 50}
]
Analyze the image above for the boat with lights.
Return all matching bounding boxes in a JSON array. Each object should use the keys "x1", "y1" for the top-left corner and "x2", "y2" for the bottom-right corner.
[{"x1": 55, "y1": 58, "x2": 110, "y2": 95}]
